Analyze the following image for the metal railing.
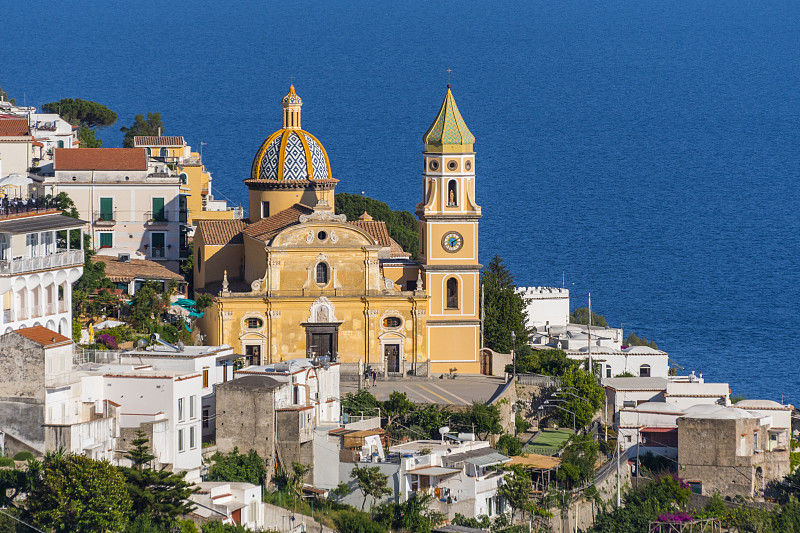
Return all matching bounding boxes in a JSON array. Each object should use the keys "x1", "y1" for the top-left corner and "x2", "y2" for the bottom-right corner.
[
  {"x1": 517, "y1": 373, "x2": 561, "y2": 388},
  {"x1": 94, "y1": 210, "x2": 116, "y2": 225},
  {"x1": 0, "y1": 249, "x2": 83, "y2": 275},
  {"x1": 145, "y1": 211, "x2": 170, "y2": 224}
]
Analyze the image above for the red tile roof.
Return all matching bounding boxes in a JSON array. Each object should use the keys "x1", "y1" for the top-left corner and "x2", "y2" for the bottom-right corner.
[
  {"x1": 133, "y1": 136, "x2": 185, "y2": 147},
  {"x1": 14, "y1": 326, "x2": 72, "y2": 347},
  {"x1": 197, "y1": 219, "x2": 248, "y2": 246},
  {"x1": 242, "y1": 204, "x2": 314, "y2": 242},
  {"x1": 54, "y1": 148, "x2": 147, "y2": 171},
  {"x1": 349, "y1": 220, "x2": 410, "y2": 258},
  {"x1": 0, "y1": 118, "x2": 30, "y2": 136},
  {"x1": 94, "y1": 257, "x2": 185, "y2": 283}
]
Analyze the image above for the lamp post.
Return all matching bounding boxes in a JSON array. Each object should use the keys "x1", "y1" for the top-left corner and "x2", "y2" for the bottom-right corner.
[{"x1": 510, "y1": 330, "x2": 516, "y2": 378}]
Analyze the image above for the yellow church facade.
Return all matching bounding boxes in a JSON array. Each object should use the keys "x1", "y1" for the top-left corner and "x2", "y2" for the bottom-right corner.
[{"x1": 194, "y1": 85, "x2": 481, "y2": 374}]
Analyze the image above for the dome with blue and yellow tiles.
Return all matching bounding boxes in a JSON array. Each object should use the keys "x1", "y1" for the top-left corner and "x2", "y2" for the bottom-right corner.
[{"x1": 250, "y1": 86, "x2": 332, "y2": 181}]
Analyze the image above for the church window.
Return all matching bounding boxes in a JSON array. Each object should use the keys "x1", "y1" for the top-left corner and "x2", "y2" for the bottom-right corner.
[
  {"x1": 639, "y1": 364, "x2": 651, "y2": 377},
  {"x1": 446, "y1": 278, "x2": 458, "y2": 309},
  {"x1": 383, "y1": 316, "x2": 402, "y2": 329},
  {"x1": 428, "y1": 159, "x2": 439, "y2": 171},
  {"x1": 261, "y1": 201, "x2": 270, "y2": 218},
  {"x1": 465, "y1": 159, "x2": 472, "y2": 171},
  {"x1": 246, "y1": 318, "x2": 263, "y2": 329},
  {"x1": 447, "y1": 159, "x2": 459, "y2": 171},
  {"x1": 159, "y1": 147, "x2": 168, "y2": 158},
  {"x1": 317, "y1": 231, "x2": 327, "y2": 241},
  {"x1": 447, "y1": 180, "x2": 458, "y2": 207},
  {"x1": 316, "y1": 262, "x2": 329, "y2": 285}
]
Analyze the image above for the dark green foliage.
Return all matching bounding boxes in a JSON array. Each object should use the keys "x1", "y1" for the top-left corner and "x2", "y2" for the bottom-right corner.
[
  {"x1": 25, "y1": 453, "x2": 132, "y2": 533},
  {"x1": 121, "y1": 113, "x2": 165, "y2": 148},
  {"x1": 639, "y1": 451, "x2": 674, "y2": 475},
  {"x1": 497, "y1": 467, "x2": 532, "y2": 518},
  {"x1": 128, "y1": 281, "x2": 169, "y2": 331},
  {"x1": 207, "y1": 448, "x2": 267, "y2": 486},
  {"x1": 181, "y1": 242, "x2": 195, "y2": 293},
  {"x1": 120, "y1": 432, "x2": 197, "y2": 527},
  {"x1": 42, "y1": 98, "x2": 117, "y2": 128},
  {"x1": 332, "y1": 510, "x2": 387, "y2": 533},
  {"x1": 11, "y1": 452, "x2": 33, "y2": 462},
  {"x1": 515, "y1": 412, "x2": 531, "y2": 434},
  {"x1": 496, "y1": 434, "x2": 523, "y2": 456},
  {"x1": 201, "y1": 522, "x2": 252, "y2": 533},
  {"x1": 334, "y1": 192, "x2": 418, "y2": 259},
  {"x1": 588, "y1": 475, "x2": 691, "y2": 533},
  {"x1": 569, "y1": 307, "x2": 608, "y2": 327},
  {"x1": 452, "y1": 402, "x2": 502, "y2": 440},
  {"x1": 556, "y1": 435, "x2": 599, "y2": 486},
  {"x1": 0, "y1": 86, "x2": 15, "y2": 105},
  {"x1": 482, "y1": 255, "x2": 531, "y2": 356},
  {"x1": 0, "y1": 457, "x2": 14, "y2": 468},
  {"x1": 341, "y1": 387, "x2": 381, "y2": 418},
  {"x1": 373, "y1": 493, "x2": 444, "y2": 533},
  {"x1": 624, "y1": 332, "x2": 658, "y2": 349},
  {"x1": 513, "y1": 348, "x2": 575, "y2": 376},
  {"x1": 350, "y1": 466, "x2": 392, "y2": 512},
  {"x1": 77, "y1": 125, "x2": 103, "y2": 147},
  {"x1": 195, "y1": 294, "x2": 214, "y2": 313}
]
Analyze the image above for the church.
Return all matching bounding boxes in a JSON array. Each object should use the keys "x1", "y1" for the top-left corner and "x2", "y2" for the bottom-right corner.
[{"x1": 194, "y1": 85, "x2": 482, "y2": 375}]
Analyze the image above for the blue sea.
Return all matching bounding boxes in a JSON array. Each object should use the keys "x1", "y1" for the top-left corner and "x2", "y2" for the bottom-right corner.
[{"x1": 4, "y1": 0, "x2": 799, "y2": 404}]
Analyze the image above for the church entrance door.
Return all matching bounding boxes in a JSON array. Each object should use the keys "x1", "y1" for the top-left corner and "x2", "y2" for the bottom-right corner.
[
  {"x1": 245, "y1": 345, "x2": 261, "y2": 366},
  {"x1": 385, "y1": 344, "x2": 400, "y2": 374},
  {"x1": 310, "y1": 333, "x2": 333, "y2": 360}
]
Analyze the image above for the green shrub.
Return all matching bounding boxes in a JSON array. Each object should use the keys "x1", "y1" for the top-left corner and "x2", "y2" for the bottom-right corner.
[
  {"x1": 12, "y1": 451, "x2": 34, "y2": 461},
  {"x1": 0, "y1": 457, "x2": 15, "y2": 467}
]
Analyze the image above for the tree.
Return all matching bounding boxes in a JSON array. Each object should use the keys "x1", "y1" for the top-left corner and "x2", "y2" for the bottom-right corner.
[
  {"x1": 120, "y1": 431, "x2": 197, "y2": 527},
  {"x1": 570, "y1": 308, "x2": 608, "y2": 328},
  {"x1": 121, "y1": 112, "x2": 165, "y2": 147},
  {"x1": 330, "y1": 482, "x2": 351, "y2": 502},
  {"x1": 497, "y1": 467, "x2": 532, "y2": 521},
  {"x1": 373, "y1": 492, "x2": 444, "y2": 533},
  {"x1": 42, "y1": 98, "x2": 117, "y2": 128},
  {"x1": 350, "y1": 466, "x2": 392, "y2": 512},
  {"x1": 25, "y1": 453, "x2": 132, "y2": 533},
  {"x1": 195, "y1": 294, "x2": 214, "y2": 313},
  {"x1": 332, "y1": 510, "x2": 386, "y2": 533},
  {"x1": 287, "y1": 462, "x2": 311, "y2": 497},
  {"x1": 341, "y1": 387, "x2": 381, "y2": 418},
  {"x1": 496, "y1": 434, "x2": 523, "y2": 457},
  {"x1": 624, "y1": 332, "x2": 658, "y2": 349},
  {"x1": 482, "y1": 255, "x2": 531, "y2": 356},
  {"x1": 181, "y1": 242, "x2": 195, "y2": 293},
  {"x1": 455, "y1": 402, "x2": 502, "y2": 440},
  {"x1": 201, "y1": 523, "x2": 251, "y2": 533},
  {"x1": 557, "y1": 435, "x2": 599, "y2": 486},
  {"x1": 77, "y1": 125, "x2": 103, "y2": 148},
  {"x1": 207, "y1": 448, "x2": 267, "y2": 486},
  {"x1": 128, "y1": 281, "x2": 168, "y2": 330},
  {"x1": 335, "y1": 192, "x2": 419, "y2": 259},
  {"x1": 0, "y1": 86, "x2": 15, "y2": 105}
]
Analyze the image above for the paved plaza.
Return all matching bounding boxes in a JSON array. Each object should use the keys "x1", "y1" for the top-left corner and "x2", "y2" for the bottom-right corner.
[{"x1": 340, "y1": 374, "x2": 507, "y2": 406}]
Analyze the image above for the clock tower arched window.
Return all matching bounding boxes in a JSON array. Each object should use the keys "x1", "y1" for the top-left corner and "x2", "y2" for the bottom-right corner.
[
  {"x1": 446, "y1": 278, "x2": 458, "y2": 309},
  {"x1": 447, "y1": 180, "x2": 458, "y2": 207}
]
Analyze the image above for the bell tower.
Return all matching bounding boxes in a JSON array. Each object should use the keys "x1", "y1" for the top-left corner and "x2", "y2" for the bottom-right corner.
[{"x1": 418, "y1": 86, "x2": 481, "y2": 374}]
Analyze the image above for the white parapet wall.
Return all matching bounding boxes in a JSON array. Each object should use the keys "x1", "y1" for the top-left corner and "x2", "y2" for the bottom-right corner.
[{"x1": 517, "y1": 287, "x2": 570, "y2": 331}]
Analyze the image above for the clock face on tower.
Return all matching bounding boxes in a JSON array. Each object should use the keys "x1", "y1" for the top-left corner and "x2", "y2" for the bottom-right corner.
[{"x1": 442, "y1": 231, "x2": 464, "y2": 253}]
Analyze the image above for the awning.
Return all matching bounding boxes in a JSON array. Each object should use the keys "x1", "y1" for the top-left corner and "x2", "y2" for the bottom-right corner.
[
  {"x1": 506, "y1": 454, "x2": 561, "y2": 469},
  {"x1": 407, "y1": 466, "x2": 461, "y2": 477},
  {"x1": 640, "y1": 427, "x2": 677, "y2": 433},
  {"x1": 464, "y1": 452, "x2": 510, "y2": 468}
]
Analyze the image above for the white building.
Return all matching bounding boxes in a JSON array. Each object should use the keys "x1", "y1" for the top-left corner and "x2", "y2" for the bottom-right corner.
[
  {"x1": 518, "y1": 286, "x2": 570, "y2": 331},
  {"x1": 116, "y1": 340, "x2": 234, "y2": 442},
  {"x1": 78, "y1": 361, "x2": 204, "y2": 479},
  {"x1": 390, "y1": 438, "x2": 510, "y2": 520},
  {"x1": 45, "y1": 147, "x2": 185, "y2": 269},
  {"x1": 0, "y1": 326, "x2": 118, "y2": 460},
  {"x1": 0, "y1": 117, "x2": 33, "y2": 176},
  {"x1": 189, "y1": 482, "x2": 267, "y2": 530},
  {"x1": 28, "y1": 113, "x2": 77, "y2": 155},
  {"x1": 0, "y1": 205, "x2": 85, "y2": 335}
]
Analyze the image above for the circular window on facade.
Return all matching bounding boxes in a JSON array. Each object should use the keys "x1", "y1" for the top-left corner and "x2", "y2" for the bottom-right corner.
[
  {"x1": 447, "y1": 160, "x2": 459, "y2": 171},
  {"x1": 428, "y1": 159, "x2": 440, "y2": 171},
  {"x1": 383, "y1": 316, "x2": 402, "y2": 329},
  {"x1": 465, "y1": 160, "x2": 472, "y2": 171},
  {"x1": 246, "y1": 317, "x2": 263, "y2": 329},
  {"x1": 317, "y1": 230, "x2": 327, "y2": 241}
]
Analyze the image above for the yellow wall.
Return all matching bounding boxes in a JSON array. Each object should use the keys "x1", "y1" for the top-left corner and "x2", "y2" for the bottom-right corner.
[
  {"x1": 195, "y1": 237, "x2": 244, "y2": 291},
  {"x1": 427, "y1": 324, "x2": 480, "y2": 374},
  {"x1": 248, "y1": 188, "x2": 323, "y2": 223}
]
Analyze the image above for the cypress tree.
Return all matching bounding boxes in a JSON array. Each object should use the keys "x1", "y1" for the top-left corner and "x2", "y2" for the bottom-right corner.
[{"x1": 481, "y1": 255, "x2": 531, "y2": 356}]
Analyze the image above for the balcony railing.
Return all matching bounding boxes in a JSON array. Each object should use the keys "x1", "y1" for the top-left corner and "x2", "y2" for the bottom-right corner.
[
  {"x1": 150, "y1": 246, "x2": 166, "y2": 259},
  {"x1": 94, "y1": 210, "x2": 116, "y2": 226},
  {"x1": 59, "y1": 301, "x2": 69, "y2": 313},
  {"x1": 145, "y1": 211, "x2": 170, "y2": 225},
  {"x1": 0, "y1": 249, "x2": 84, "y2": 275},
  {"x1": 30, "y1": 305, "x2": 43, "y2": 318}
]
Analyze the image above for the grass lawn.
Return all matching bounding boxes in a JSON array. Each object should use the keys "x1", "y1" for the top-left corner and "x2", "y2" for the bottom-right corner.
[{"x1": 523, "y1": 428, "x2": 574, "y2": 456}]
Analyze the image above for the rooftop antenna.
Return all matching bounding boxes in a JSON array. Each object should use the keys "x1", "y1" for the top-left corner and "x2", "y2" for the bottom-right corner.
[
  {"x1": 446, "y1": 68, "x2": 453, "y2": 88},
  {"x1": 200, "y1": 141, "x2": 207, "y2": 160},
  {"x1": 361, "y1": 190, "x2": 366, "y2": 215},
  {"x1": 562, "y1": 271, "x2": 566, "y2": 288}
]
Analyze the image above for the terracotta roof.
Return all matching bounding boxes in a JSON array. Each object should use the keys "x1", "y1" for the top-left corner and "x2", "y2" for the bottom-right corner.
[
  {"x1": 14, "y1": 326, "x2": 71, "y2": 347},
  {"x1": 0, "y1": 118, "x2": 29, "y2": 136},
  {"x1": 133, "y1": 136, "x2": 185, "y2": 147},
  {"x1": 242, "y1": 204, "x2": 314, "y2": 242},
  {"x1": 94, "y1": 257, "x2": 184, "y2": 283},
  {"x1": 348, "y1": 220, "x2": 410, "y2": 258},
  {"x1": 54, "y1": 148, "x2": 147, "y2": 171},
  {"x1": 197, "y1": 219, "x2": 248, "y2": 246}
]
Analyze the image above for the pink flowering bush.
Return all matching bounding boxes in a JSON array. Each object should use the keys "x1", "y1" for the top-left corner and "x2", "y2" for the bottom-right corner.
[{"x1": 97, "y1": 333, "x2": 118, "y2": 350}]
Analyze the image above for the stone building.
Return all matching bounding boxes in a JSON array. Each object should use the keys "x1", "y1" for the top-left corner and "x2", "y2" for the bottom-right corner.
[
  {"x1": 677, "y1": 407, "x2": 791, "y2": 498},
  {"x1": 194, "y1": 85, "x2": 483, "y2": 374}
]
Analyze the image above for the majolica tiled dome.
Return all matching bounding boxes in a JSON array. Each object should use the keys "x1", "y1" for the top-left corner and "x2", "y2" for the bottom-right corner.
[{"x1": 250, "y1": 86, "x2": 332, "y2": 181}]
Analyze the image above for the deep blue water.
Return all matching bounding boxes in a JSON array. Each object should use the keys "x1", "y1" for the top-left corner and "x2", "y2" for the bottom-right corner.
[{"x1": 4, "y1": 1, "x2": 799, "y2": 404}]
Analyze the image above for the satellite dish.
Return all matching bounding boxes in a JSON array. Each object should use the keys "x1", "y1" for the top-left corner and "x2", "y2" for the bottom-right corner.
[
  {"x1": 137, "y1": 339, "x2": 147, "y2": 349},
  {"x1": 438, "y1": 426, "x2": 450, "y2": 435}
]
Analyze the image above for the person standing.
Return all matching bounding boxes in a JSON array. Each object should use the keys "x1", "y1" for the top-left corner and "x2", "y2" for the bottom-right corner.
[{"x1": 371, "y1": 368, "x2": 377, "y2": 387}]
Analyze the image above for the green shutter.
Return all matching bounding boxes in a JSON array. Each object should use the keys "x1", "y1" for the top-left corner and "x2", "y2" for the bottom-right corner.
[
  {"x1": 100, "y1": 198, "x2": 113, "y2": 221},
  {"x1": 152, "y1": 232, "x2": 165, "y2": 247},
  {"x1": 152, "y1": 198, "x2": 165, "y2": 221},
  {"x1": 100, "y1": 233, "x2": 113, "y2": 248}
]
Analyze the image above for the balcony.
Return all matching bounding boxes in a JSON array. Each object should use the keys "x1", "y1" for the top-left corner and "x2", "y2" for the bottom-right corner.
[
  {"x1": 94, "y1": 210, "x2": 116, "y2": 226},
  {"x1": 30, "y1": 305, "x2": 43, "y2": 318},
  {"x1": 0, "y1": 249, "x2": 84, "y2": 275},
  {"x1": 145, "y1": 211, "x2": 170, "y2": 226},
  {"x1": 2, "y1": 309, "x2": 13, "y2": 323}
]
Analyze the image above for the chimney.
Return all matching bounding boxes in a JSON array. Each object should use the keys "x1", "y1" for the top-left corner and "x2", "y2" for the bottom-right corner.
[{"x1": 158, "y1": 127, "x2": 162, "y2": 137}]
